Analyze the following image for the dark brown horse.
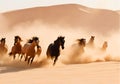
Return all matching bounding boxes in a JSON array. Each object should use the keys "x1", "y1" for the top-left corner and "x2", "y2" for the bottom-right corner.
[
  {"x1": 9, "y1": 36, "x2": 22, "y2": 59},
  {"x1": 0, "y1": 38, "x2": 8, "y2": 55},
  {"x1": 46, "y1": 36, "x2": 65, "y2": 65}
]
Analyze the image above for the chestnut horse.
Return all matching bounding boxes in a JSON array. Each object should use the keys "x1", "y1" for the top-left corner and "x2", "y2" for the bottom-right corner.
[
  {"x1": 46, "y1": 36, "x2": 65, "y2": 65},
  {"x1": 21, "y1": 38, "x2": 42, "y2": 61},
  {"x1": 9, "y1": 36, "x2": 22, "y2": 59},
  {"x1": 23, "y1": 37, "x2": 40, "y2": 64},
  {"x1": 0, "y1": 38, "x2": 8, "y2": 56}
]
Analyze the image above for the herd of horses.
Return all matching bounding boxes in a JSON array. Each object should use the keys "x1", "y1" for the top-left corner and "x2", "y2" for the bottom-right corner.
[{"x1": 0, "y1": 35, "x2": 108, "y2": 66}]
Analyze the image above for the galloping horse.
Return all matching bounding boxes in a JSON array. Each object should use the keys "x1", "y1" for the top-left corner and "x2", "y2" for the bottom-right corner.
[
  {"x1": 101, "y1": 41, "x2": 108, "y2": 52},
  {"x1": 77, "y1": 38, "x2": 86, "y2": 54},
  {"x1": 23, "y1": 37, "x2": 40, "y2": 64},
  {"x1": 21, "y1": 37, "x2": 42, "y2": 61},
  {"x1": 9, "y1": 36, "x2": 22, "y2": 59},
  {"x1": 46, "y1": 36, "x2": 65, "y2": 65},
  {"x1": 87, "y1": 36, "x2": 95, "y2": 48},
  {"x1": 0, "y1": 38, "x2": 8, "y2": 55},
  {"x1": 36, "y1": 45, "x2": 42, "y2": 56}
]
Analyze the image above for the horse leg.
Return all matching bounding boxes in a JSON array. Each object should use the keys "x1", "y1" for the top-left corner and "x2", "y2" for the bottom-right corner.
[
  {"x1": 13, "y1": 54, "x2": 16, "y2": 59},
  {"x1": 18, "y1": 54, "x2": 21, "y2": 59},
  {"x1": 53, "y1": 56, "x2": 58, "y2": 66},
  {"x1": 28, "y1": 57, "x2": 31, "y2": 64},
  {"x1": 30, "y1": 56, "x2": 35, "y2": 65},
  {"x1": 25, "y1": 55, "x2": 28, "y2": 61},
  {"x1": 20, "y1": 54, "x2": 23, "y2": 61}
]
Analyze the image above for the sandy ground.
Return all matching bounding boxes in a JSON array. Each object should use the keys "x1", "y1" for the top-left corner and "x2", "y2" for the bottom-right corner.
[{"x1": 0, "y1": 62, "x2": 120, "y2": 84}]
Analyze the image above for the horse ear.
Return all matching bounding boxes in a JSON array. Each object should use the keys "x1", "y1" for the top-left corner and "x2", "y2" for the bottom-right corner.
[
  {"x1": 63, "y1": 36, "x2": 65, "y2": 39},
  {"x1": 91, "y1": 36, "x2": 95, "y2": 38}
]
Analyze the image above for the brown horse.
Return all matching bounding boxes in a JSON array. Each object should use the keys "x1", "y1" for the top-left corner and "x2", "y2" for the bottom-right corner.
[
  {"x1": 101, "y1": 41, "x2": 108, "y2": 51},
  {"x1": 21, "y1": 38, "x2": 42, "y2": 61},
  {"x1": 36, "y1": 45, "x2": 42, "y2": 56},
  {"x1": 9, "y1": 36, "x2": 22, "y2": 59},
  {"x1": 23, "y1": 37, "x2": 40, "y2": 65},
  {"x1": 0, "y1": 38, "x2": 8, "y2": 56},
  {"x1": 87, "y1": 36, "x2": 95, "y2": 48},
  {"x1": 77, "y1": 38, "x2": 86, "y2": 54}
]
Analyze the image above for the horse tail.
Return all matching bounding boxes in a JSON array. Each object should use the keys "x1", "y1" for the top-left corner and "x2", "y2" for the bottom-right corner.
[{"x1": 46, "y1": 44, "x2": 53, "y2": 58}]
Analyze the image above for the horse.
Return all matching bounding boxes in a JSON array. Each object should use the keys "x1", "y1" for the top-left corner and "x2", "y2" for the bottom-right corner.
[
  {"x1": 76, "y1": 38, "x2": 86, "y2": 55},
  {"x1": 20, "y1": 37, "x2": 42, "y2": 61},
  {"x1": 46, "y1": 36, "x2": 65, "y2": 65},
  {"x1": 9, "y1": 36, "x2": 22, "y2": 59},
  {"x1": 87, "y1": 36, "x2": 95, "y2": 48},
  {"x1": 36, "y1": 45, "x2": 42, "y2": 56},
  {"x1": 23, "y1": 37, "x2": 40, "y2": 65},
  {"x1": 0, "y1": 38, "x2": 8, "y2": 56},
  {"x1": 101, "y1": 41, "x2": 108, "y2": 52}
]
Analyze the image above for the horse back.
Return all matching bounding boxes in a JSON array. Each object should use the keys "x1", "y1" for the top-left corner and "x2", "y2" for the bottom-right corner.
[
  {"x1": 11, "y1": 44, "x2": 22, "y2": 54},
  {"x1": 22, "y1": 43, "x2": 30, "y2": 54},
  {"x1": 46, "y1": 44, "x2": 53, "y2": 57}
]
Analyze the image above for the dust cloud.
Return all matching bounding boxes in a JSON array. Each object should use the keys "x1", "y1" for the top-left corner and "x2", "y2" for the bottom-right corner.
[{"x1": 0, "y1": 18, "x2": 120, "y2": 67}]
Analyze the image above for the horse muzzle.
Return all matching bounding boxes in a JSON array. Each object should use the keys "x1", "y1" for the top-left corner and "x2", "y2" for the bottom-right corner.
[{"x1": 62, "y1": 46, "x2": 64, "y2": 49}]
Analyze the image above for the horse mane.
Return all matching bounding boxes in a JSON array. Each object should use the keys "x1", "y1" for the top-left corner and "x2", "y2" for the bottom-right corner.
[
  {"x1": 27, "y1": 37, "x2": 39, "y2": 43},
  {"x1": 0, "y1": 38, "x2": 6, "y2": 42},
  {"x1": 77, "y1": 38, "x2": 86, "y2": 46},
  {"x1": 88, "y1": 36, "x2": 95, "y2": 43},
  {"x1": 58, "y1": 36, "x2": 65, "y2": 39},
  {"x1": 54, "y1": 36, "x2": 65, "y2": 44},
  {"x1": 32, "y1": 37, "x2": 39, "y2": 41},
  {"x1": 27, "y1": 39, "x2": 33, "y2": 43},
  {"x1": 15, "y1": 36, "x2": 22, "y2": 41}
]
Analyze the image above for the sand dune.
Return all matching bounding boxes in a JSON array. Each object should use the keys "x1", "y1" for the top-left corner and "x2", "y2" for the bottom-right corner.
[{"x1": 2, "y1": 4, "x2": 120, "y2": 36}]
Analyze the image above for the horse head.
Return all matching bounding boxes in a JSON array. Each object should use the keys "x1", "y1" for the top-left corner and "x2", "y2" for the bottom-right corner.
[
  {"x1": 58, "y1": 36, "x2": 65, "y2": 49},
  {"x1": 101, "y1": 41, "x2": 108, "y2": 51},
  {"x1": 1, "y1": 38, "x2": 6, "y2": 43},
  {"x1": 14, "y1": 36, "x2": 22, "y2": 44},
  {"x1": 77, "y1": 38, "x2": 86, "y2": 47},
  {"x1": 32, "y1": 37, "x2": 39, "y2": 45},
  {"x1": 0, "y1": 38, "x2": 6, "y2": 45},
  {"x1": 89, "y1": 36, "x2": 95, "y2": 42}
]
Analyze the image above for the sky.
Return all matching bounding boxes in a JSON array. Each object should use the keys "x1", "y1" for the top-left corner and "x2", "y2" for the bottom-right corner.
[{"x1": 0, "y1": 0, "x2": 120, "y2": 13}]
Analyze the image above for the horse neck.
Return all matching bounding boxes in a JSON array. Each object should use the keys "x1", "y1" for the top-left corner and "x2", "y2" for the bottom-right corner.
[
  {"x1": 16, "y1": 42, "x2": 21, "y2": 46},
  {"x1": 54, "y1": 41, "x2": 61, "y2": 49},
  {"x1": 0, "y1": 42, "x2": 5, "y2": 46},
  {"x1": 89, "y1": 39, "x2": 93, "y2": 43},
  {"x1": 102, "y1": 45, "x2": 107, "y2": 50},
  {"x1": 29, "y1": 42, "x2": 36, "y2": 49},
  {"x1": 79, "y1": 44, "x2": 85, "y2": 49}
]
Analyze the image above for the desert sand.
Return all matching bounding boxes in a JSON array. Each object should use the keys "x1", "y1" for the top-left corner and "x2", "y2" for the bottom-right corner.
[
  {"x1": 0, "y1": 62, "x2": 120, "y2": 84},
  {"x1": 0, "y1": 4, "x2": 120, "y2": 84}
]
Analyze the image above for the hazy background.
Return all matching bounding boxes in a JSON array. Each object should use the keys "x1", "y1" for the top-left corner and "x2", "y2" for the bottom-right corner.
[{"x1": 0, "y1": 0, "x2": 120, "y2": 13}]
